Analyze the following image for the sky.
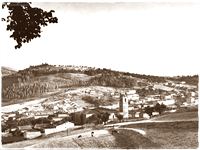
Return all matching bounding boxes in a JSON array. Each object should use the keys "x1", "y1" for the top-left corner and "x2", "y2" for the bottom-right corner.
[{"x1": 0, "y1": 2, "x2": 200, "y2": 76}]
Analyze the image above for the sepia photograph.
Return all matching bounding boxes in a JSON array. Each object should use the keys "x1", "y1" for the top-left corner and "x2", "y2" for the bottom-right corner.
[{"x1": 0, "y1": 0, "x2": 199, "y2": 149}]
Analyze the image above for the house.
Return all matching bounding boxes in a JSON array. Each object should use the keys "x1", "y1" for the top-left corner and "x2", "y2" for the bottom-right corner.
[
  {"x1": 8, "y1": 113, "x2": 16, "y2": 118},
  {"x1": 112, "y1": 94, "x2": 120, "y2": 99},
  {"x1": 143, "y1": 113, "x2": 150, "y2": 119},
  {"x1": 125, "y1": 90, "x2": 139, "y2": 101},
  {"x1": 58, "y1": 114, "x2": 69, "y2": 118},
  {"x1": 86, "y1": 113, "x2": 93, "y2": 118},
  {"x1": 52, "y1": 117, "x2": 63, "y2": 122},
  {"x1": 162, "y1": 99, "x2": 175, "y2": 106},
  {"x1": 34, "y1": 123, "x2": 54, "y2": 130},
  {"x1": 108, "y1": 113, "x2": 117, "y2": 121},
  {"x1": 56, "y1": 122, "x2": 74, "y2": 131},
  {"x1": 90, "y1": 90, "x2": 96, "y2": 95},
  {"x1": 71, "y1": 112, "x2": 86, "y2": 125},
  {"x1": 152, "y1": 112, "x2": 159, "y2": 116},
  {"x1": 34, "y1": 115, "x2": 49, "y2": 119},
  {"x1": 180, "y1": 81, "x2": 186, "y2": 84},
  {"x1": 134, "y1": 112, "x2": 140, "y2": 118},
  {"x1": 43, "y1": 122, "x2": 74, "y2": 136},
  {"x1": 18, "y1": 125, "x2": 33, "y2": 131},
  {"x1": 165, "y1": 95, "x2": 172, "y2": 100},
  {"x1": 24, "y1": 130, "x2": 41, "y2": 139}
]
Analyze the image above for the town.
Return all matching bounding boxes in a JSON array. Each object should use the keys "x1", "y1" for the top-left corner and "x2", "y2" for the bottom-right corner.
[
  {"x1": 1, "y1": 65, "x2": 198, "y2": 148},
  {"x1": 2, "y1": 83, "x2": 198, "y2": 143}
]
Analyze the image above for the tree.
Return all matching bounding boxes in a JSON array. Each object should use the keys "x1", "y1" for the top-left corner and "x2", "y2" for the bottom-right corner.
[
  {"x1": 154, "y1": 103, "x2": 166, "y2": 115},
  {"x1": 2, "y1": 2, "x2": 58, "y2": 49},
  {"x1": 6, "y1": 117, "x2": 17, "y2": 132},
  {"x1": 144, "y1": 106, "x2": 154, "y2": 118},
  {"x1": 101, "y1": 112, "x2": 110, "y2": 124},
  {"x1": 116, "y1": 114, "x2": 123, "y2": 122},
  {"x1": 160, "y1": 103, "x2": 167, "y2": 113},
  {"x1": 154, "y1": 103, "x2": 161, "y2": 114}
]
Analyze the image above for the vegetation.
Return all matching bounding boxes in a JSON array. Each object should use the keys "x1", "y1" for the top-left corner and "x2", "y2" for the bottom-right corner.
[
  {"x1": 123, "y1": 119, "x2": 198, "y2": 149},
  {"x1": 2, "y1": 81, "x2": 58, "y2": 100},
  {"x1": 1, "y1": 67, "x2": 16, "y2": 77},
  {"x1": 144, "y1": 103, "x2": 167, "y2": 117},
  {"x1": 154, "y1": 103, "x2": 167, "y2": 115},
  {"x1": 87, "y1": 112, "x2": 110, "y2": 125},
  {"x1": 167, "y1": 75, "x2": 199, "y2": 86},
  {"x1": 152, "y1": 111, "x2": 198, "y2": 121},
  {"x1": 144, "y1": 106, "x2": 154, "y2": 118},
  {"x1": 82, "y1": 96, "x2": 117, "y2": 107},
  {"x1": 116, "y1": 114, "x2": 123, "y2": 122},
  {"x1": 2, "y1": 63, "x2": 198, "y2": 102},
  {"x1": 2, "y1": 2, "x2": 58, "y2": 49}
]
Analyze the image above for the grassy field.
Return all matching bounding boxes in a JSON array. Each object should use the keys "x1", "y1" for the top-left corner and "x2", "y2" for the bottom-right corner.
[
  {"x1": 26, "y1": 129, "x2": 141, "y2": 148},
  {"x1": 30, "y1": 134, "x2": 117, "y2": 148},
  {"x1": 146, "y1": 128, "x2": 198, "y2": 149},
  {"x1": 152, "y1": 111, "x2": 198, "y2": 121},
  {"x1": 121, "y1": 111, "x2": 198, "y2": 149}
]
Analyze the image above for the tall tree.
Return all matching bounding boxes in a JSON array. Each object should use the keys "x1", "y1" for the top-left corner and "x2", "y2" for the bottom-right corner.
[{"x1": 2, "y1": 2, "x2": 58, "y2": 49}]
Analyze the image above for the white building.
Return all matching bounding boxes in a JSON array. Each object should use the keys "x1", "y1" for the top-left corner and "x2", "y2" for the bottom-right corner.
[
  {"x1": 24, "y1": 131, "x2": 41, "y2": 139},
  {"x1": 109, "y1": 113, "x2": 117, "y2": 121},
  {"x1": 43, "y1": 122, "x2": 74, "y2": 136},
  {"x1": 119, "y1": 94, "x2": 129, "y2": 118},
  {"x1": 125, "y1": 90, "x2": 139, "y2": 101},
  {"x1": 162, "y1": 99, "x2": 175, "y2": 106}
]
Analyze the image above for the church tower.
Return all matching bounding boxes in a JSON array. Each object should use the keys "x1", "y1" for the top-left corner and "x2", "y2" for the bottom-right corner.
[{"x1": 119, "y1": 94, "x2": 129, "y2": 118}]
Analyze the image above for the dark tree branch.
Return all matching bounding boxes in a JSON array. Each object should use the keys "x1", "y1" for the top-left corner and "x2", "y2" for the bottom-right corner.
[{"x1": 2, "y1": 2, "x2": 58, "y2": 49}]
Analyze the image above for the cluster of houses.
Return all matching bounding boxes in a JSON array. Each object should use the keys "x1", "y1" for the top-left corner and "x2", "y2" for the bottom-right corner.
[
  {"x1": 1, "y1": 81, "x2": 198, "y2": 143},
  {"x1": 2, "y1": 111, "x2": 75, "y2": 142},
  {"x1": 116, "y1": 86, "x2": 198, "y2": 119}
]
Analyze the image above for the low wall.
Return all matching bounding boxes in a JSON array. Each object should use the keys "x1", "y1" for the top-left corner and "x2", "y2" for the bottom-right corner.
[{"x1": 24, "y1": 131, "x2": 41, "y2": 139}]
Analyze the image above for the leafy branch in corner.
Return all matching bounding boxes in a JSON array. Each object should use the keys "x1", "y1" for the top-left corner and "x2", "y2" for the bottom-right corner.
[{"x1": 2, "y1": 2, "x2": 58, "y2": 49}]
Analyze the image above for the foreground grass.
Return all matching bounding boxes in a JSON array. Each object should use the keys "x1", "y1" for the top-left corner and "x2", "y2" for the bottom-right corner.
[
  {"x1": 152, "y1": 111, "x2": 198, "y2": 121},
  {"x1": 146, "y1": 128, "x2": 198, "y2": 149},
  {"x1": 122, "y1": 120, "x2": 198, "y2": 149}
]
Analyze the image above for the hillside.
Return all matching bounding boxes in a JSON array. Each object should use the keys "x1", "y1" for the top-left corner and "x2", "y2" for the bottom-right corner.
[
  {"x1": 121, "y1": 111, "x2": 198, "y2": 149},
  {"x1": 1, "y1": 67, "x2": 17, "y2": 77},
  {"x1": 1, "y1": 63, "x2": 198, "y2": 102}
]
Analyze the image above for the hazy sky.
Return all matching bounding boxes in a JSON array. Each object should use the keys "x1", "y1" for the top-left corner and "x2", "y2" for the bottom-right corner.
[{"x1": 1, "y1": 2, "x2": 200, "y2": 76}]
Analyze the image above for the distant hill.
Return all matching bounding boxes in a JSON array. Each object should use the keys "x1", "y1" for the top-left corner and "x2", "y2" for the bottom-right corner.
[
  {"x1": 1, "y1": 66, "x2": 17, "y2": 77},
  {"x1": 1, "y1": 63, "x2": 198, "y2": 102}
]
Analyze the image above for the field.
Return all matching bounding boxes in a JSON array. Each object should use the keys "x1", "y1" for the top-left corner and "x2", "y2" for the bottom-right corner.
[
  {"x1": 121, "y1": 111, "x2": 198, "y2": 149},
  {"x1": 152, "y1": 111, "x2": 198, "y2": 121}
]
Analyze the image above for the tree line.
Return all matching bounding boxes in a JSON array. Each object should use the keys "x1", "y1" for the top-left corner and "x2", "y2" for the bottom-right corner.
[{"x1": 2, "y1": 81, "x2": 58, "y2": 100}]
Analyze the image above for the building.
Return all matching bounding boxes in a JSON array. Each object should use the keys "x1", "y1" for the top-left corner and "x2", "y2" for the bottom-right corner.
[
  {"x1": 119, "y1": 94, "x2": 129, "y2": 119},
  {"x1": 42, "y1": 122, "x2": 74, "y2": 136},
  {"x1": 108, "y1": 113, "x2": 117, "y2": 121},
  {"x1": 24, "y1": 130, "x2": 41, "y2": 139},
  {"x1": 126, "y1": 90, "x2": 139, "y2": 101},
  {"x1": 71, "y1": 112, "x2": 86, "y2": 125}
]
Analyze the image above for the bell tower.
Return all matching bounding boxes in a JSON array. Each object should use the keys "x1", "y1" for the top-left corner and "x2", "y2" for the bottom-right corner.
[{"x1": 119, "y1": 94, "x2": 129, "y2": 118}]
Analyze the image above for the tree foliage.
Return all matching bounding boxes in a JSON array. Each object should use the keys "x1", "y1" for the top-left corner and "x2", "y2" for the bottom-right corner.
[
  {"x1": 144, "y1": 106, "x2": 154, "y2": 118},
  {"x1": 116, "y1": 113, "x2": 123, "y2": 122},
  {"x1": 2, "y1": 2, "x2": 58, "y2": 49},
  {"x1": 101, "y1": 112, "x2": 110, "y2": 124},
  {"x1": 154, "y1": 103, "x2": 166, "y2": 115}
]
